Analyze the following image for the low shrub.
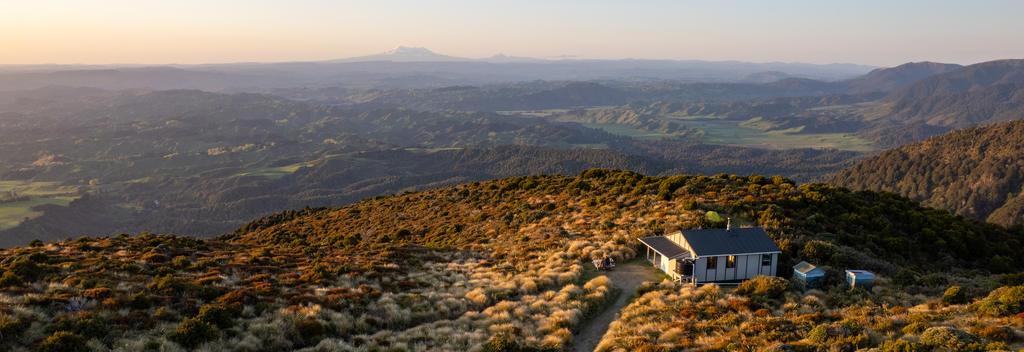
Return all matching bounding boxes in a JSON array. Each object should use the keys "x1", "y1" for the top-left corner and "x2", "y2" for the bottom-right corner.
[
  {"x1": 49, "y1": 313, "x2": 109, "y2": 339},
  {"x1": 83, "y1": 287, "x2": 113, "y2": 299},
  {"x1": 902, "y1": 322, "x2": 927, "y2": 335},
  {"x1": 0, "y1": 271, "x2": 21, "y2": 287},
  {"x1": 150, "y1": 275, "x2": 188, "y2": 294},
  {"x1": 37, "y1": 331, "x2": 89, "y2": 352},
  {"x1": 971, "y1": 286, "x2": 1024, "y2": 317},
  {"x1": 919, "y1": 326, "x2": 979, "y2": 350},
  {"x1": 0, "y1": 316, "x2": 27, "y2": 342},
  {"x1": 8, "y1": 257, "x2": 43, "y2": 281},
  {"x1": 130, "y1": 292, "x2": 152, "y2": 309},
  {"x1": 878, "y1": 339, "x2": 927, "y2": 352},
  {"x1": 970, "y1": 325, "x2": 1013, "y2": 342},
  {"x1": 169, "y1": 317, "x2": 218, "y2": 349},
  {"x1": 941, "y1": 286, "x2": 967, "y2": 305},
  {"x1": 141, "y1": 252, "x2": 169, "y2": 264},
  {"x1": 195, "y1": 304, "x2": 233, "y2": 328},
  {"x1": 735, "y1": 276, "x2": 789, "y2": 299},
  {"x1": 482, "y1": 335, "x2": 522, "y2": 352},
  {"x1": 294, "y1": 318, "x2": 324, "y2": 342}
]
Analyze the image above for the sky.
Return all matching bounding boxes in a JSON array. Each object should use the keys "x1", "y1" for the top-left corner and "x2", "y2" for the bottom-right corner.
[{"x1": 2, "y1": 0, "x2": 1023, "y2": 66}]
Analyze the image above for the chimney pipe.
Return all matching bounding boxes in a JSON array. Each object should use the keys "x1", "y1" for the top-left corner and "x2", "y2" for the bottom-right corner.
[{"x1": 727, "y1": 217, "x2": 731, "y2": 231}]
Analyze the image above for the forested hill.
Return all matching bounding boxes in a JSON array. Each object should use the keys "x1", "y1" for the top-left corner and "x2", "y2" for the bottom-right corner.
[
  {"x1": 0, "y1": 170, "x2": 1022, "y2": 351},
  {"x1": 837, "y1": 61, "x2": 963, "y2": 94},
  {"x1": 0, "y1": 88, "x2": 863, "y2": 247},
  {"x1": 864, "y1": 60, "x2": 1024, "y2": 128},
  {"x1": 832, "y1": 119, "x2": 1024, "y2": 225}
]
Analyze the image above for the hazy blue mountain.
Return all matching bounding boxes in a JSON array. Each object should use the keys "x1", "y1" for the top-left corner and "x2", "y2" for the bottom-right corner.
[
  {"x1": 838, "y1": 61, "x2": 964, "y2": 93},
  {"x1": 0, "y1": 47, "x2": 876, "y2": 91},
  {"x1": 328, "y1": 46, "x2": 470, "y2": 62}
]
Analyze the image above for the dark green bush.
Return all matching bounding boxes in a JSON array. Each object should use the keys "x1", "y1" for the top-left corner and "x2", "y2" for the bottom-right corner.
[
  {"x1": 919, "y1": 326, "x2": 979, "y2": 350},
  {"x1": 169, "y1": 317, "x2": 217, "y2": 349},
  {"x1": 902, "y1": 322, "x2": 927, "y2": 335},
  {"x1": 735, "y1": 276, "x2": 789, "y2": 299},
  {"x1": 971, "y1": 286, "x2": 1024, "y2": 317},
  {"x1": 0, "y1": 316, "x2": 27, "y2": 343},
  {"x1": 878, "y1": 339, "x2": 927, "y2": 352},
  {"x1": 942, "y1": 286, "x2": 967, "y2": 305},
  {"x1": 150, "y1": 275, "x2": 187, "y2": 294},
  {"x1": 294, "y1": 318, "x2": 324, "y2": 342},
  {"x1": 130, "y1": 292, "x2": 152, "y2": 309},
  {"x1": 37, "y1": 331, "x2": 89, "y2": 352},
  {"x1": 195, "y1": 304, "x2": 233, "y2": 328},
  {"x1": 971, "y1": 325, "x2": 1013, "y2": 342},
  {"x1": 154, "y1": 307, "x2": 177, "y2": 321},
  {"x1": 802, "y1": 240, "x2": 835, "y2": 264},
  {"x1": 48, "y1": 313, "x2": 109, "y2": 339},
  {"x1": 0, "y1": 271, "x2": 22, "y2": 287},
  {"x1": 806, "y1": 324, "x2": 829, "y2": 344},
  {"x1": 8, "y1": 257, "x2": 43, "y2": 281}
]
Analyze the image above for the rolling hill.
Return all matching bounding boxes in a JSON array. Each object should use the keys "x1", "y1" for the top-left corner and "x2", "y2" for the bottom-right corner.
[
  {"x1": 832, "y1": 119, "x2": 1024, "y2": 226},
  {"x1": 0, "y1": 170, "x2": 1021, "y2": 351},
  {"x1": 0, "y1": 88, "x2": 864, "y2": 247},
  {"x1": 837, "y1": 61, "x2": 964, "y2": 94},
  {"x1": 857, "y1": 60, "x2": 1024, "y2": 146}
]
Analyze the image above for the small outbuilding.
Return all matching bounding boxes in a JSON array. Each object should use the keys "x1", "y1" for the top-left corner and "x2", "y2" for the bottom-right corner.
[
  {"x1": 638, "y1": 223, "x2": 781, "y2": 284},
  {"x1": 793, "y1": 261, "x2": 825, "y2": 289},
  {"x1": 845, "y1": 270, "x2": 875, "y2": 290}
]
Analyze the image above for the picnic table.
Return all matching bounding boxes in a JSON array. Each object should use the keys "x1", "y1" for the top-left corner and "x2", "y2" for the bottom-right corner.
[{"x1": 592, "y1": 258, "x2": 616, "y2": 271}]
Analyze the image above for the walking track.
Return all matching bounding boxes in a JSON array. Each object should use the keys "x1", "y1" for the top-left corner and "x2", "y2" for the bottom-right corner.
[{"x1": 572, "y1": 263, "x2": 658, "y2": 352}]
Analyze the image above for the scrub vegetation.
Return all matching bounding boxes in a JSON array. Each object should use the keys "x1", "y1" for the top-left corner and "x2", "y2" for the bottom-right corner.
[{"x1": 0, "y1": 169, "x2": 1022, "y2": 351}]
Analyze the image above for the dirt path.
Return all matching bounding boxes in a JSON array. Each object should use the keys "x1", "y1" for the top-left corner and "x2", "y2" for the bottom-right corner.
[{"x1": 573, "y1": 263, "x2": 658, "y2": 352}]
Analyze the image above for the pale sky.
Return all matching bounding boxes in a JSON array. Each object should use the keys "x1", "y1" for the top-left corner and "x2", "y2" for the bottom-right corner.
[{"x1": 2, "y1": 0, "x2": 1023, "y2": 66}]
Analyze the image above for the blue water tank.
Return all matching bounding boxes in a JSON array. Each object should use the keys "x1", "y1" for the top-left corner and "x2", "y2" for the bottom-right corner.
[
  {"x1": 793, "y1": 261, "x2": 825, "y2": 289},
  {"x1": 845, "y1": 270, "x2": 875, "y2": 291}
]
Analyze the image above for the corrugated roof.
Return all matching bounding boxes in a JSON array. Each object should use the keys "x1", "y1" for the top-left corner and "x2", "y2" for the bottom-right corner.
[
  {"x1": 845, "y1": 270, "x2": 875, "y2": 279},
  {"x1": 638, "y1": 236, "x2": 690, "y2": 259},
  {"x1": 794, "y1": 261, "x2": 824, "y2": 275},
  {"x1": 677, "y1": 227, "x2": 780, "y2": 256}
]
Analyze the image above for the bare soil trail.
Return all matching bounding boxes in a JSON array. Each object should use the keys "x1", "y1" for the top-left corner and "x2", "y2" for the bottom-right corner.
[{"x1": 573, "y1": 262, "x2": 659, "y2": 352}]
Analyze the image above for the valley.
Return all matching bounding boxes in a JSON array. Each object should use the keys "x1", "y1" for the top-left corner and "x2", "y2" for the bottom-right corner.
[{"x1": 1, "y1": 44, "x2": 1024, "y2": 352}]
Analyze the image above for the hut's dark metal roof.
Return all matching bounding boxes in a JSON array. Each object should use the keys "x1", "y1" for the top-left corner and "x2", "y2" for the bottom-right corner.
[
  {"x1": 637, "y1": 236, "x2": 690, "y2": 259},
  {"x1": 676, "y1": 227, "x2": 780, "y2": 257}
]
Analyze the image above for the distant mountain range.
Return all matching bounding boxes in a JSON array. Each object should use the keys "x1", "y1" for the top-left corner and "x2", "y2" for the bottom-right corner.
[
  {"x1": 853, "y1": 59, "x2": 1024, "y2": 146},
  {"x1": 330, "y1": 46, "x2": 473, "y2": 62},
  {"x1": 328, "y1": 46, "x2": 545, "y2": 63},
  {"x1": 0, "y1": 47, "x2": 877, "y2": 91}
]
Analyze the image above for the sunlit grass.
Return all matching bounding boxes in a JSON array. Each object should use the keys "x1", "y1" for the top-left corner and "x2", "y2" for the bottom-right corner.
[
  {"x1": 0, "y1": 181, "x2": 80, "y2": 229},
  {"x1": 671, "y1": 118, "x2": 876, "y2": 151},
  {"x1": 579, "y1": 123, "x2": 688, "y2": 140},
  {"x1": 238, "y1": 161, "x2": 317, "y2": 179}
]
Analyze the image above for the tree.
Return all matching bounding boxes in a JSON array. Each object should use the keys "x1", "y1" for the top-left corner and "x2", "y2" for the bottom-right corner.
[{"x1": 802, "y1": 240, "x2": 835, "y2": 264}]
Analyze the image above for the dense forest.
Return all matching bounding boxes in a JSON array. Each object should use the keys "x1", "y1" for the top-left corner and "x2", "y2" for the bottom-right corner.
[
  {"x1": 833, "y1": 119, "x2": 1024, "y2": 226},
  {"x1": 0, "y1": 170, "x2": 1021, "y2": 351}
]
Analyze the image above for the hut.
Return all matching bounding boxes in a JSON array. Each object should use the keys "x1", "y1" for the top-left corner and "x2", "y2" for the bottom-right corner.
[
  {"x1": 845, "y1": 270, "x2": 875, "y2": 290},
  {"x1": 637, "y1": 223, "x2": 781, "y2": 284},
  {"x1": 793, "y1": 261, "x2": 825, "y2": 289}
]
